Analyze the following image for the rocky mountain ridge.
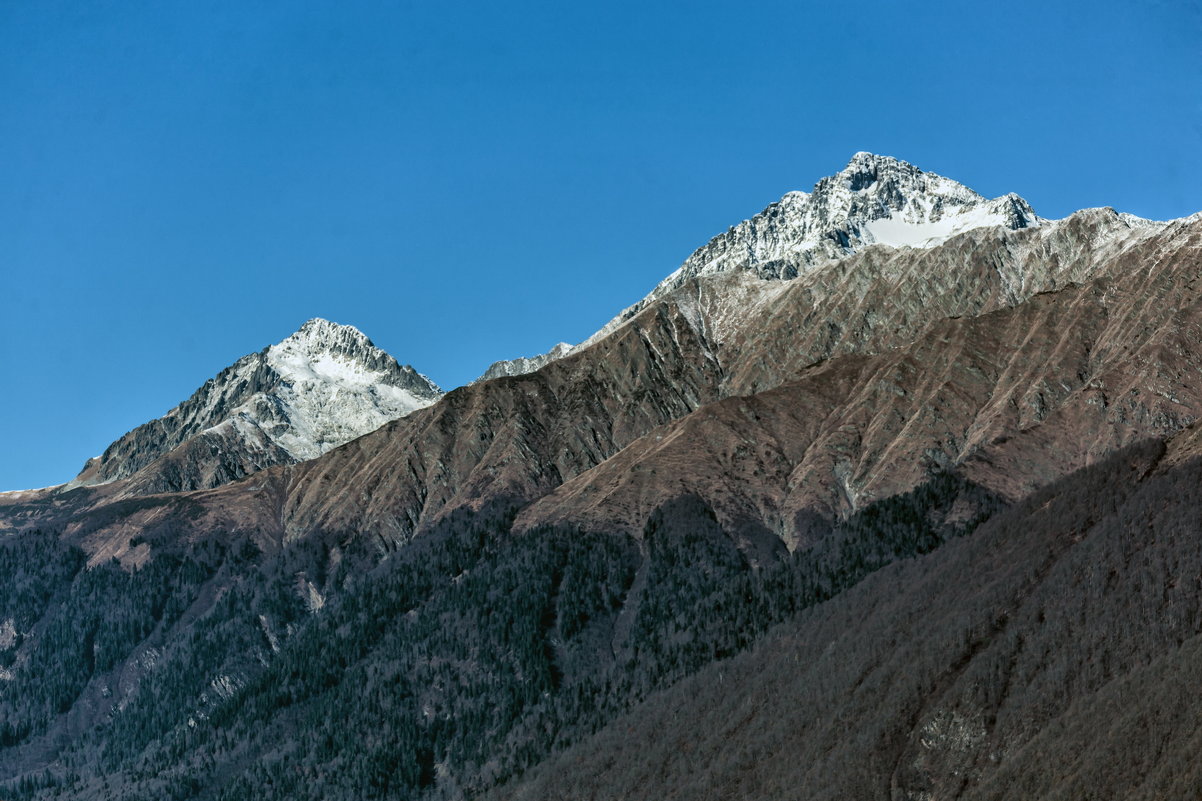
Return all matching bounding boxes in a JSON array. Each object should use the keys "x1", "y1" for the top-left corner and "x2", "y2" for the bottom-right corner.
[
  {"x1": 17, "y1": 157, "x2": 1187, "y2": 562},
  {"x1": 478, "y1": 342, "x2": 576, "y2": 383},
  {"x1": 518, "y1": 210, "x2": 1202, "y2": 543},
  {"x1": 0, "y1": 154, "x2": 1180, "y2": 564},
  {"x1": 38, "y1": 208, "x2": 1196, "y2": 574},
  {"x1": 652, "y1": 151, "x2": 1041, "y2": 285}
]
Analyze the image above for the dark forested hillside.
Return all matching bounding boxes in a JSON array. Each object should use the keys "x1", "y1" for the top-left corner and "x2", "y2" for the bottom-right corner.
[
  {"x1": 0, "y1": 470, "x2": 998, "y2": 800},
  {"x1": 489, "y1": 438, "x2": 1202, "y2": 801}
]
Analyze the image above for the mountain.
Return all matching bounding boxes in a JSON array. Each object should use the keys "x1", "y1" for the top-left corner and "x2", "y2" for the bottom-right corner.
[
  {"x1": 127, "y1": 175, "x2": 1173, "y2": 556},
  {"x1": 71, "y1": 318, "x2": 441, "y2": 495},
  {"x1": 517, "y1": 208, "x2": 1202, "y2": 539},
  {"x1": 1, "y1": 154, "x2": 1200, "y2": 801},
  {"x1": 591, "y1": 151, "x2": 1042, "y2": 337},
  {"x1": 486, "y1": 152, "x2": 1052, "y2": 380}
]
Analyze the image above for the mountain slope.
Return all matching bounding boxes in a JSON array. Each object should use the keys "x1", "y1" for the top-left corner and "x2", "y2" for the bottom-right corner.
[
  {"x1": 517, "y1": 210, "x2": 1202, "y2": 539},
  {"x1": 490, "y1": 436, "x2": 1202, "y2": 801},
  {"x1": 208, "y1": 207, "x2": 1190, "y2": 551},
  {"x1": 18, "y1": 204, "x2": 1197, "y2": 569},
  {"x1": 71, "y1": 318, "x2": 441, "y2": 495}
]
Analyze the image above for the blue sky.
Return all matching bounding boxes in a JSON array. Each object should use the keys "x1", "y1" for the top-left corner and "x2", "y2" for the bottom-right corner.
[{"x1": 2, "y1": 0, "x2": 1200, "y2": 490}]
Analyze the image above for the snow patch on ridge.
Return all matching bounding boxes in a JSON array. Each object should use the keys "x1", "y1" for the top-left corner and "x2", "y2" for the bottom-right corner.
[{"x1": 859, "y1": 194, "x2": 1034, "y2": 249}]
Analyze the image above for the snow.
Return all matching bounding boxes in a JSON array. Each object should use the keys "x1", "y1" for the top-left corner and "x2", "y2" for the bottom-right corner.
[
  {"x1": 207, "y1": 319, "x2": 444, "y2": 461},
  {"x1": 483, "y1": 153, "x2": 1050, "y2": 377},
  {"x1": 81, "y1": 318, "x2": 446, "y2": 484},
  {"x1": 0, "y1": 484, "x2": 64, "y2": 496},
  {"x1": 573, "y1": 155, "x2": 1050, "y2": 346},
  {"x1": 860, "y1": 203, "x2": 1025, "y2": 249}
]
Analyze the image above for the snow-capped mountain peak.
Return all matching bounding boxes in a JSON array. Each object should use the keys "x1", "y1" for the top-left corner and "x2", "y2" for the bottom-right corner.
[
  {"x1": 266, "y1": 318, "x2": 438, "y2": 398},
  {"x1": 74, "y1": 318, "x2": 443, "y2": 492},
  {"x1": 477, "y1": 153, "x2": 1045, "y2": 381},
  {"x1": 676, "y1": 152, "x2": 1041, "y2": 284},
  {"x1": 275, "y1": 318, "x2": 385, "y2": 362},
  {"x1": 818, "y1": 153, "x2": 1038, "y2": 248},
  {"x1": 259, "y1": 318, "x2": 442, "y2": 461},
  {"x1": 575, "y1": 154, "x2": 1043, "y2": 339}
]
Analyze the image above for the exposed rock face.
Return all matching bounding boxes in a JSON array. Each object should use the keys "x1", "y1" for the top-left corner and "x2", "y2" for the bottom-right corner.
[
  {"x1": 666, "y1": 152, "x2": 1039, "y2": 280},
  {"x1": 72, "y1": 318, "x2": 441, "y2": 494},
  {"x1": 660, "y1": 206, "x2": 1161, "y2": 396}
]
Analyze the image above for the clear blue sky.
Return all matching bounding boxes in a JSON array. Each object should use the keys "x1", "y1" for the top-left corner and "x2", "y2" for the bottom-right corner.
[{"x1": 2, "y1": 0, "x2": 1199, "y2": 490}]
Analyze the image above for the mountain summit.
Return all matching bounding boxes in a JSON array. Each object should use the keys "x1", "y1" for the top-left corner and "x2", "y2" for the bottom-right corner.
[
  {"x1": 675, "y1": 151, "x2": 1039, "y2": 282},
  {"x1": 73, "y1": 318, "x2": 441, "y2": 494},
  {"x1": 598, "y1": 152, "x2": 1041, "y2": 334},
  {"x1": 485, "y1": 153, "x2": 1043, "y2": 379}
]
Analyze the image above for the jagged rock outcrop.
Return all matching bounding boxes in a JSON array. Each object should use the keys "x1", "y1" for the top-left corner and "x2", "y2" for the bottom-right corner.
[
  {"x1": 477, "y1": 342, "x2": 576, "y2": 382},
  {"x1": 72, "y1": 318, "x2": 441, "y2": 494},
  {"x1": 658, "y1": 152, "x2": 1039, "y2": 283}
]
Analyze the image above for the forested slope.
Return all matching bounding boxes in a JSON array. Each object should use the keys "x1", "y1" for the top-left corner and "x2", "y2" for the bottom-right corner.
[
  {"x1": 491, "y1": 437, "x2": 1202, "y2": 801},
  {"x1": 0, "y1": 472, "x2": 999, "y2": 800}
]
